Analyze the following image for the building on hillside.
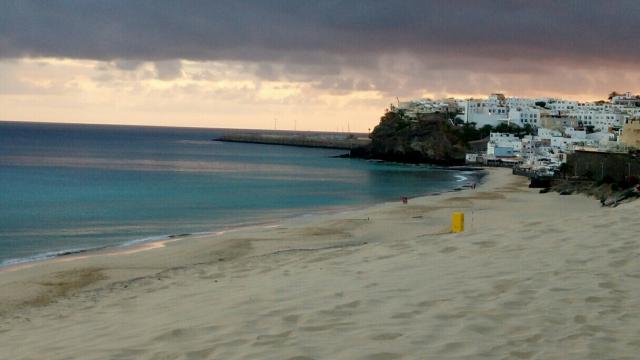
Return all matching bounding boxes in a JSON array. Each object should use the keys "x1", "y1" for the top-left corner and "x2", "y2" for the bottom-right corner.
[
  {"x1": 508, "y1": 108, "x2": 540, "y2": 126},
  {"x1": 564, "y1": 128, "x2": 587, "y2": 139},
  {"x1": 487, "y1": 93, "x2": 506, "y2": 105},
  {"x1": 506, "y1": 97, "x2": 535, "y2": 108},
  {"x1": 460, "y1": 99, "x2": 508, "y2": 127},
  {"x1": 488, "y1": 144, "x2": 515, "y2": 157},
  {"x1": 586, "y1": 132, "x2": 617, "y2": 146},
  {"x1": 569, "y1": 110, "x2": 625, "y2": 131},
  {"x1": 537, "y1": 128, "x2": 563, "y2": 140},
  {"x1": 612, "y1": 92, "x2": 640, "y2": 107},
  {"x1": 538, "y1": 113, "x2": 577, "y2": 131},
  {"x1": 395, "y1": 99, "x2": 452, "y2": 118},
  {"x1": 623, "y1": 107, "x2": 640, "y2": 119},
  {"x1": 547, "y1": 99, "x2": 578, "y2": 111},
  {"x1": 490, "y1": 132, "x2": 519, "y2": 142},
  {"x1": 621, "y1": 118, "x2": 640, "y2": 149},
  {"x1": 487, "y1": 132, "x2": 522, "y2": 158}
]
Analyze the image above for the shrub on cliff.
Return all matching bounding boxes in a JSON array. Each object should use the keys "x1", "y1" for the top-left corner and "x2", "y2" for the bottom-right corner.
[{"x1": 358, "y1": 111, "x2": 467, "y2": 165}]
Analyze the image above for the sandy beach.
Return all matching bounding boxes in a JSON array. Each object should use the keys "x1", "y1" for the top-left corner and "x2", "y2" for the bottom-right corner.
[{"x1": 1, "y1": 168, "x2": 639, "y2": 359}]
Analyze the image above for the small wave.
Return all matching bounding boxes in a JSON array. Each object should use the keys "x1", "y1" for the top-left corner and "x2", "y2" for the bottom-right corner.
[
  {"x1": 0, "y1": 246, "x2": 107, "y2": 267},
  {"x1": 455, "y1": 174, "x2": 468, "y2": 182},
  {"x1": 1, "y1": 232, "x2": 204, "y2": 268},
  {"x1": 176, "y1": 140, "x2": 218, "y2": 145},
  {"x1": 117, "y1": 234, "x2": 173, "y2": 247}
]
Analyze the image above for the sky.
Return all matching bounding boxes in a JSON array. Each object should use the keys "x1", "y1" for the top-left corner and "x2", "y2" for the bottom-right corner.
[{"x1": 1, "y1": 1, "x2": 639, "y2": 132}]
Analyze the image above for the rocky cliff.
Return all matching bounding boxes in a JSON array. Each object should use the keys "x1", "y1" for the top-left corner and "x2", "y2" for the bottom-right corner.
[{"x1": 349, "y1": 111, "x2": 467, "y2": 165}]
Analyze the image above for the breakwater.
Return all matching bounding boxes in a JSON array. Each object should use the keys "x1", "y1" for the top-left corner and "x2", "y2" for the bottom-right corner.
[{"x1": 214, "y1": 130, "x2": 370, "y2": 150}]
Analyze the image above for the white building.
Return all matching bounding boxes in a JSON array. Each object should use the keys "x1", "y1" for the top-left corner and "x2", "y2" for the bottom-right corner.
[
  {"x1": 487, "y1": 132, "x2": 522, "y2": 157},
  {"x1": 547, "y1": 99, "x2": 578, "y2": 111},
  {"x1": 569, "y1": 110, "x2": 625, "y2": 131},
  {"x1": 407, "y1": 92, "x2": 637, "y2": 134},
  {"x1": 612, "y1": 92, "x2": 639, "y2": 107},
  {"x1": 395, "y1": 99, "x2": 452, "y2": 118},
  {"x1": 537, "y1": 128, "x2": 562, "y2": 139},
  {"x1": 564, "y1": 128, "x2": 587, "y2": 140},
  {"x1": 460, "y1": 99, "x2": 508, "y2": 127},
  {"x1": 508, "y1": 108, "x2": 540, "y2": 126},
  {"x1": 506, "y1": 97, "x2": 536, "y2": 108}
]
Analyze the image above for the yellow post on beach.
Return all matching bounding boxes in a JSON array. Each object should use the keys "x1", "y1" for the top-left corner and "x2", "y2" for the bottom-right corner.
[{"x1": 451, "y1": 212, "x2": 464, "y2": 233}]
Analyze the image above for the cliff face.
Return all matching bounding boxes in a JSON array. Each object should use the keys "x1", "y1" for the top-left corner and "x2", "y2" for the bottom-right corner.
[{"x1": 350, "y1": 112, "x2": 467, "y2": 165}]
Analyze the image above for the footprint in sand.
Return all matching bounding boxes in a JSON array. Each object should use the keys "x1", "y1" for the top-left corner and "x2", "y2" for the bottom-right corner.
[
  {"x1": 492, "y1": 279, "x2": 517, "y2": 294},
  {"x1": 362, "y1": 352, "x2": 404, "y2": 360},
  {"x1": 391, "y1": 310, "x2": 421, "y2": 319},
  {"x1": 253, "y1": 330, "x2": 292, "y2": 346},
  {"x1": 516, "y1": 289, "x2": 537, "y2": 297},
  {"x1": 585, "y1": 296, "x2": 605, "y2": 303},
  {"x1": 185, "y1": 347, "x2": 216, "y2": 360},
  {"x1": 335, "y1": 300, "x2": 361, "y2": 309},
  {"x1": 416, "y1": 298, "x2": 450, "y2": 308},
  {"x1": 111, "y1": 349, "x2": 147, "y2": 359},
  {"x1": 524, "y1": 333, "x2": 543, "y2": 344},
  {"x1": 439, "y1": 246, "x2": 458, "y2": 254},
  {"x1": 503, "y1": 298, "x2": 532, "y2": 309},
  {"x1": 434, "y1": 312, "x2": 466, "y2": 320},
  {"x1": 472, "y1": 240, "x2": 497, "y2": 248},
  {"x1": 282, "y1": 314, "x2": 300, "y2": 324},
  {"x1": 598, "y1": 281, "x2": 616, "y2": 289},
  {"x1": 609, "y1": 258, "x2": 631, "y2": 268},
  {"x1": 574, "y1": 315, "x2": 588, "y2": 324},
  {"x1": 300, "y1": 322, "x2": 355, "y2": 332},
  {"x1": 464, "y1": 322, "x2": 495, "y2": 334},
  {"x1": 370, "y1": 333, "x2": 403, "y2": 340},
  {"x1": 152, "y1": 325, "x2": 219, "y2": 342},
  {"x1": 521, "y1": 233, "x2": 541, "y2": 241},
  {"x1": 509, "y1": 350, "x2": 535, "y2": 359},
  {"x1": 437, "y1": 341, "x2": 469, "y2": 355}
]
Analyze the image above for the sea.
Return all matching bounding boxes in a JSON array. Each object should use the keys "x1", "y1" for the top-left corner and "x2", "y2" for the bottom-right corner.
[{"x1": 0, "y1": 121, "x2": 482, "y2": 267}]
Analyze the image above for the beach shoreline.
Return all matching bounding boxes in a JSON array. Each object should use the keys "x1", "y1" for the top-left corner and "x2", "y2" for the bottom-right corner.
[
  {"x1": 2, "y1": 168, "x2": 639, "y2": 359},
  {"x1": 0, "y1": 167, "x2": 485, "y2": 273}
]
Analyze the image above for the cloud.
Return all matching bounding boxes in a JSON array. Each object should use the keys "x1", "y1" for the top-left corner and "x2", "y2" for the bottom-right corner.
[
  {"x1": 154, "y1": 60, "x2": 182, "y2": 80},
  {"x1": 2, "y1": 1, "x2": 638, "y2": 63},
  {"x1": 113, "y1": 59, "x2": 144, "y2": 71},
  {"x1": 0, "y1": 1, "x2": 639, "y2": 99}
]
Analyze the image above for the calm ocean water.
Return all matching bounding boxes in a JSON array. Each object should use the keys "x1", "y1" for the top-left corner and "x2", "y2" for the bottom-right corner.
[{"x1": 0, "y1": 121, "x2": 481, "y2": 266}]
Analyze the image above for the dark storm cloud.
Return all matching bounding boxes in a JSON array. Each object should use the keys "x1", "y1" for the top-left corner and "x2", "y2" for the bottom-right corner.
[
  {"x1": 1, "y1": 0, "x2": 638, "y2": 63},
  {"x1": 1, "y1": 0, "x2": 639, "y2": 98}
]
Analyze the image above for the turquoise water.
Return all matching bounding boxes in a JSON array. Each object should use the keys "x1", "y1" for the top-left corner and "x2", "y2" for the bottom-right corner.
[{"x1": 0, "y1": 122, "x2": 481, "y2": 266}]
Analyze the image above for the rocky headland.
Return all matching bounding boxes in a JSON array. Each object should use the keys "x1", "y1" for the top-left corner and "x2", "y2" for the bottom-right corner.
[{"x1": 346, "y1": 111, "x2": 468, "y2": 165}]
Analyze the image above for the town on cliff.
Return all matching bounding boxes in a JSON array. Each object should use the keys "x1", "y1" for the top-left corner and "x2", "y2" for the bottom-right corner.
[{"x1": 351, "y1": 92, "x2": 640, "y2": 203}]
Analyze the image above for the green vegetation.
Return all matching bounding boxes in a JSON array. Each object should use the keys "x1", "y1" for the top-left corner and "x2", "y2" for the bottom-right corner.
[
  {"x1": 455, "y1": 121, "x2": 535, "y2": 143},
  {"x1": 608, "y1": 91, "x2": 621, "y2": 100}
]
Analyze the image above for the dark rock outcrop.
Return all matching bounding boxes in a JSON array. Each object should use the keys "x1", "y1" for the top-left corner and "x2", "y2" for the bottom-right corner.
[{"x1": 348, "y1": 111, "x2": 467, "y2": 165}]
